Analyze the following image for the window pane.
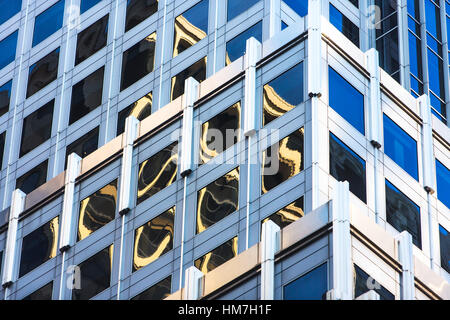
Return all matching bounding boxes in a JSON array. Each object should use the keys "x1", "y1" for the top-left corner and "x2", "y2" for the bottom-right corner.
[
  {"x1": 72, "y1": 245, "x2": 113, "y2": 300},
  {"x1": 439, "y1": 225, "x2": 450, "y2": 274},
  {"x1": 353, "y1": 265, "x2": 394, "y2": 300},
  {"x1": 80, "y1": 0, "x2": 101, "y2": 14},
  {"x1": 263, "y1": 63, "x2": 304, "y2": 126},
  {"x1": 121, "y1": 33, "x2": 156, "y2": 91},
  {"x1": 262, "y1": 128, "x2": 304, "y2": 193},
  {"x1": 436, "y1": 160, "x2": 450, "y2": 208},
  {"x1": 227, "y1": 0, "x2": 260, "y2": 21},
  {"x1": 26, "y1": 48, "x2": 60, "y2": 98},
  {"x1": 385, "y1": 180, "x2": 421, "y2": 248},
  {"x1": 383, "y1": 114, "x2": 418, "y2": 180},
  {"x1": 197, "y1": 167, "x2": 239, "y2": 233},
  {"x1": 78, "y1": 179, "x2": 117, "y2": 241},
  {"x1": 0, "y1": 0, "x2": 21, "y2": 25},
  {"x1": 200, "y1": 101, "x2": 240, "y2": 164},
  {"x1": 284, "y1": 263, "x2": 328, "y2": 300},
  {"x1": 19, "y1": 100, "x2": 54, "y2": 157},
  {"x1": 283, "y1": 0, "x2": 308, "y2": 17},
  {"x1": 173, "y1": 0, "x2": 208, "y2": 57},
  {"x1": 69, "y1": 66, "x2": 105, "y2": 124},
  {"x1": 171, "y1": 57, "x2": 207, "y2": 101},
  {"x1": 19, "y1": 216, "x2": 59, "y2": 277},
  {"x1": 75, "y1": 15, "x2": 108, "y2": 65},
  {"x1": 0, "y1": 30, "x2": 18, "y2": 70},
  {"x1": 328, "y1": 67, "x2": 365, "y2": 134},
  {"x1": 194, "y1": 237, "x2": 238, "y2": 273},
  {"x1": 125, "y1": 0, "x2": 158, "y2": 32},
  {"x1": 329, "y1": 4, "x2": 359, "y2": 47},
  {"x1": 131, "y1": 276, "x2": 171, "y2": 300},
  {"x1": 65, "y1": 126, "x2": 99, "y2": 168},
  {"x1": 0, "y1": 80, "x2": 12, "y2": 117},
  {"x1": 225, "y1": 21, "x2": 262, "y2": 65},
  {"x1": 0, "y1": 131, "x2": 5, "y2": 169},
  {"x1": 23, "y1": 282, "x2": 53, "y2": 300},
  {"x1": 16, "y1": 160, "x2": 48, "y2": 194},
  {"x1": 261, "y1": 196, "x2": 304, "y2": 230},
  {"x1": 137, "y1": 142, "x2": 178, "y2": 205},
  {"x1": 133, "y1": 207, "x2": 175, "y2": 272},
  {"x1": 117, "y1": 92, "x2": 152, "y2": 136},
  {"x1": 329, "y1": 132, "x2": 366, "y2": 203},
  {"x1": 32, "y1": 0, "x2": 65, "y2": 47}
]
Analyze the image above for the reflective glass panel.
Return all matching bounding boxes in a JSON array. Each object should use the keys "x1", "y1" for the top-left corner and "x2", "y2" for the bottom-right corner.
[
  {"x1": 121, "y1": 33, "x2": 156, "y2": 91},
  {"x1": 329, "y1": 133, "x2": 366, "y2": 203},
  {"x1": 328, "y1": 67, "x2": 365, "y2": 134},
  {"x1": 385, "y1": 180, "x2": 421, "y2": 248},
  {"x1": 263, "y1": 63, "x2": 304, "y2": 126},
  {"x1": 0, "y1": 0, "x2": 22, "y2": 25},
  {"x1": 75, "y1": 15, "x2": 108, "y2": 65},
  {"x1": 78, "y1": 179, "x2": 117, "y2": 241},
  {"x1": 133, "y1": 207, "x2": 175, "y2": 272},
  {"x1": 383, "y1": 114, "x2": 418, "y2": 180},
  {"x1": 436, "y1": 159, "x2": 450, "y2": 208},
  {"x1": 261, "y1": 196, "x2": 304, "y2": 231},
  {"x1": 69, "y1": 66, "x2": 105, "y2": 124},
  {"x1": 32, "y1": 0, "x2": 65, "y2": 47},
  {"x1": 117, "y1": 92, "x2": 152, "y2": 136},
  {"x1": 329, "y1": 4, "x2": 359, "y2": 47},
  {"x1": 197, "y1": 167, "x2": 239, "y2": 233},
  {"x1": 173, "y1": 0, "x2": 208, "y2": 57},
  {"x1": 0, "y1": 80, "x2": 12, "y2": 117},
  {"x1": 200, "y1": 102, "x2": 240, "y2": 164},
  {"x1": 283, "y1": 0, "x2": 308, "y2": 17},
  {"x1": 137, "y1": 142, "x2": 178, "y2": 205},
  {"x1": 65, "y1": 127, "x2": 99, "y2": 168},
  {"x1": 125, "y1": 0, "x2": 158, "y2": 32},
  {"x1": 23, "y1": 282, "x2": 53, "y2": 300},
  {"x1": 16, "y1": 160, "x2": 48, "y2": 194},
  {"x1": 262, "y1": 128, "x2": 304, "y2": 193},
  {"x1": 225, "y1": 21, "x2": 262, "y2": 65},
  {"x1": 0, "y1": 30, "x2": 18, "y2": 70},
  {"x1": 0, "y1": 131, "x2": 5, "y2": 169},
  {"x1": 26, "y1": 48, "x2": 60, "y2": 98},
  {"x1": 19, "y1": 216, "x2": 59, "y2": 277},
  {"x1": 19, "y1": 100, "x2": 54, "y2": 157},
  {"x1": 439, "y1": 225, "x2": 450, "y2": 274},
  {"x1": 171, "y1": 57, "x2": 207, "y2": 101},
  {"x1": 227, "y1": 0, "x2": 260, "y2": 21},
  {"x1": 72, "y1": 245, "x2": 113, "y2": 300},
  {"x1": 194, "y1": 237, "x2": 238, "y2": 273},
  {"x1": 80, "y1": 0, "x2": 101, "y2": 14},
  {"x1": 353, "y1": 265, "x2": 394, "y2": 300},
  {"x1": 131, "y1": 276, "x2": 171, "y2": 300},
  {"x1": 284, "y1": 263, "x2": 327, "y2": 300}
]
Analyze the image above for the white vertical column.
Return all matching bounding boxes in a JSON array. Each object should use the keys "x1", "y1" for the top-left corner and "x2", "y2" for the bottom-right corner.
[
  {"x1": 355, "y1": 290, "x2": 380, "y2": 300},
  {"x1": 260, "y1": 220, "x2": 280, "y2": 300},
  {"x1": 397, "y1": 0, "x2": 408, "y2": 87},
  {"x1": 269, "y1": 0, "x2": 281, "y2": 38},
  {"x1": 396, "y1": 231, "x2": 415, "y2": 300},
  {"x1": 331, "y1": 181, "x2": 352, "y2": 300},
  {"x1": 2, "y1": 189, "x2": 26, "y2": 294},
  {"x1": 418, "y1": 95, "x2": 436, "y2": 193},
  {"x1": 183, "y1": 266, "x2": 203, "y2": 300}
]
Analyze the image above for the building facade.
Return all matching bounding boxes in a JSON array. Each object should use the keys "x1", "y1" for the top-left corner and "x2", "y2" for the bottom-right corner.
[{"x1": 0, "y1": 0, "x2": 448, "y2": 300}]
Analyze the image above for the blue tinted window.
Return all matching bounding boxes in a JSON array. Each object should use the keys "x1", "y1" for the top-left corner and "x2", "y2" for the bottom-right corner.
[
  {"x1": 227, "y1": 0, "x2": 260, "y2": 21},
  {"x1": 80, "y1": 0, "x2": 101, "y2": 14},
  {"x1": 383, "y1": 114, "x2": 418, "y2": 180},
  {"x1": 354, "y1": 265, "x2": 394, "y2": 300},
  {"x1": 281, "y1": 21, "x2": 288, "y2": 30},
  {"x1": 32, "y1": 0, "x2": 65, "y2": 47},
  {"x1": 328, "y1": 67, "x2": 365, "y2": 134},
  {"x1": 225, "y1": 21, "x2": 262, "y2": 65},
  {"x1": 439, "y1": 225, "x2": 450, "y2": 274},
  {"x1": 284, "y1": 0, "x2": 308, "y2": 17},
  {"x1": 0, "y1": 0, "x2": 21, "y2": 25},
  {"x1": 0, "y1": 80, "x2": 12, "y2": 117},
  {"x1": 436, "y1": 160, "x2": 450, "y2": 208},
  {"x1": 284, "y1": 263, "x2": 327, "y2": 300},
  {"x1": 329, "y1": 4, "x2": 359, "y2": 47},
  {"x1": 0, "y1": 31, "x2": 18, "y2": 70}
]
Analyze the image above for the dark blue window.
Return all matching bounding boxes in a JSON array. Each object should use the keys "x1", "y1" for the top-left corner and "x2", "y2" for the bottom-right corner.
[
  {"x1": 80, "y1": 0, "x2": 101, "y2": 14},
  {"x1": 225, "y1": 21, "x2": 262, "y2": 65},
  {"x1": 227, "y1": 0, "x2": 260, "y2": 21},
  {"x1": 32, "y1": 0, "x2": 65, "y2": 47},
  {"x1": 281, "y1": 21, "x2": 288, "y2": 30},
  {"x1": 385, "y1": 180, "x2": 421, "y2": 248},
  {"x1": 354, "y1": 265, "x2": 394, "y2": 300},
  {"x1": 383, "y1": 114, "x2": 418, "y2": 180},
  {"x1": 328, "y1": 67, "x2": 365, "y2": 134},
  {"x1": 0, "y1": 0, "x2": 21, "y2": 25},
  {"x1": 439, "y1": 225, "x2": 450, "y2": 274},
  {"x1": 436, "y1": 159, "x2": 449, "y2": 208},
  {"x1": 0, "y1": 80, "x2": 12, "y2": 117},
  {"x1": 284, "y1": 0, "x2": 308, "y2": 17},
  {"x1": 284, "y1": 263, "x2": 328, "y2": 300},
  {"x1": 0, "y1": 30, "x2": 18, "y2": 70},
  {"x1": 329, "y1": 4, "x2": 359, "y2": 47}
]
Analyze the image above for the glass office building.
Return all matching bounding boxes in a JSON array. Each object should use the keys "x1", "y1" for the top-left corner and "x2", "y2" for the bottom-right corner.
[{"x1": 0, "y1": 0, "x2": 448, "y2": 300}]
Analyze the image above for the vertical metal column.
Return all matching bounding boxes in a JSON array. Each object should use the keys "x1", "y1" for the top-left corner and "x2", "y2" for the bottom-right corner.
[{"x1": 260, "y1": 220, "x2": 280, "y2": 300}]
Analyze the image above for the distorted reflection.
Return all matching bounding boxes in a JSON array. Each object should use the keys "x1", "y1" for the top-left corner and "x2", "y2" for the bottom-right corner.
[
  {"x1": 125, "y1": 0, "x2": 158, "y2": 32},
  {"x1": 262, "y1": 128, "x2": 304, "y2": 194},
  {"x1": 19, "y1": 216, "x2": 59, "y2": 277},
  {"x1": 26, "y1": 48, "x2": 60, "y2": 98},
  {"x1": 353, "y1": 264, "x2": 394, "y2": 300},
  {"x1": 171, "y1": 57, "x2": 207, "y2": 101},
  {"x1": 137, "y1": 142, "x2": 178, "y2": 205},
  {"x1": 200, "y1": 102, "x2": 240, "y2": 164},
  {"x1": 261, "y1": 197, "x2": 304, "y2": 231},
  {"x1": 117, "y1": 92, "x2": 152, "y2": 136},
  {"x1": 225, "y1": 22, "x2": 262, "y2": 65},
  {"x1": 197, "y1": 167, "x2": 239, "y2": 233},
  {"x1": 263, "y1": 63, "x2": 303, "y2": 126},
  {"x1": 131, "y1": 276, "x2": 171, "y2": 300},
  {"x1": 133, "y1": 207, "x2": 175, "y2": 272},
  {"x1": 23, "y1": 282, "x2": 53, "y2": 300},
  {"x1": 75, "y1": 15, "x2": 108, "y2": 65},
  {"x1": 194, "y1": 237, "x2": 238, "y2": 274},
  {"x1": 78, "y1": 179, "x2": 117, "y2": 241}
]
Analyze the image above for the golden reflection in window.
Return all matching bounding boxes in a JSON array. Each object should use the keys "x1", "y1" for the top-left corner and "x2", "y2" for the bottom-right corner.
[
  {"x1": 170, "y1": 57, "x2": 207, "y2": 101},
  {"x1": 261, "y1": 197, "x2": 304, "y2": 231},
  {"x1": 133, "y1": 206, "x2": 175, "y2": 272},
  {"x1": 194, "y1": 237, "x2": 238, "y2": 274},
  {"x1": 78, "y1": 179, "x2": 118, "y2": 241},
  {"x1": 262, "y1": 83, "x2": 295, "y2": 126},
  {"x1": 129, "y1": 92, "x2": 152, "y2": 120},
  {"x1": 173, "y1": 14, "x2": 207, "y2": 57}
]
